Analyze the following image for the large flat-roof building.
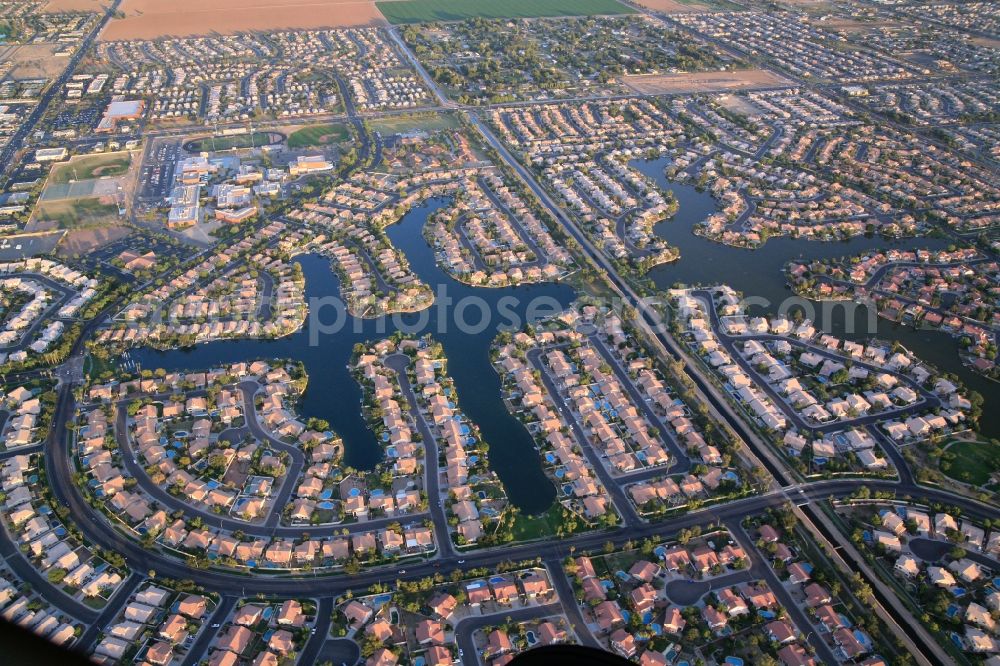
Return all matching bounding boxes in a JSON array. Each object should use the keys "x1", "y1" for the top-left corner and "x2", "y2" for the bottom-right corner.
[
  {"x1": 34, "y1": 147, "x2": 68, "y2": 162},
  {"x1": 215, "y1": 207, "x2": 257, "y2": 224},
  {"x1": 289, "y1": 155, "x2": 333, "y2": 176},
  {"x1": 96, "y1": 98, "x2": 145, "y2": 133}
]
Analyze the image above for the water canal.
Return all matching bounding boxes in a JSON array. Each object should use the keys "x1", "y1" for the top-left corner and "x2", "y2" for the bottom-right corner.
[{"x1": 127, "y1": 170, "x2": 997, "y2": 517}]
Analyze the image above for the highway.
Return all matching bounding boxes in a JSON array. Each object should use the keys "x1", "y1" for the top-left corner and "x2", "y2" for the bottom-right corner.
[
  {"x1": 457, "y1": 109, "x2": 976, "y2": 666},
  {"x1": 45, "y1": 377, "x2": 1000, "y2": 600}
]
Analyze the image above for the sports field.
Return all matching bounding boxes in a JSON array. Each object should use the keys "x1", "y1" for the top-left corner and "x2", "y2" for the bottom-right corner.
[
  {"x1": 41, "y1": 177, "x2": 123, "y2": 202},
  {"x1": 376, "y1": 0, "x2": 634, "y2": 24},
  {"x1": 50, "y1": 152, "x2": 131, "y2": 184},
  {"x1": 35, "y1": 199, "x2": 121, "y2": 228},
  {"x1": 287, "y1": 123, "x2": 350, "y2": 149},
  {"x1": 185, "y1": 132, "x2": 283, "y2": 152}
]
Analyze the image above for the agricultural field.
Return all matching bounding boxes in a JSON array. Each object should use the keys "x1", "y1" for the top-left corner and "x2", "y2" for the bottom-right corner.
[
  {"x1": 376, "y1": 0, "x2": 635, "y2": 24},
  {"x1": 49, "y1": 152, "x2": 131, "y2": 184},
  {"x1": 286, "y1": 123, "x2": 350, "y2": 149},
  {"x1": 100, "y1": 0, "x2": 386, "y2": 40}
]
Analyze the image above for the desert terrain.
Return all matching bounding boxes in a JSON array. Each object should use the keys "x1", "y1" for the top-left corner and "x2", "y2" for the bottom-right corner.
[{"x1": 0, "y1": 44, "x2": 71, "y2": 79}]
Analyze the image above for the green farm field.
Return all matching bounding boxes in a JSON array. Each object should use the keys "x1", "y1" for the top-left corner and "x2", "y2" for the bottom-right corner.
[{"x1": 376, "y1": 0, "x2": 635, "y2": 24}]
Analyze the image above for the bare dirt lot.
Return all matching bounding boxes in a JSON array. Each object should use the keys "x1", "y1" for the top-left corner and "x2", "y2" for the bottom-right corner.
[
  {"x1": 716, "y1": 93, "x2": 764, "y2": 116},
  {"x1": 100, "y1": 0, "x2": 386, "y2": 40},
  {"x1": 971, "y1": 36, "x2": 1000, "y2": 49},
  {"x1": 621, "y1": 69, "x2": 790, "y2": 95},
  {"x1": 632, "y1": 0, "x2": 710, "y2": 12},
  {"x1": 41, "y1": 0, "x2": 107, "y2": 11},
  {"x1": 1, "y1": 44, "x2": 69, "y2": 79},
  {"x1": 57, "y1": 225, "x2": 131, "y2": 256}
]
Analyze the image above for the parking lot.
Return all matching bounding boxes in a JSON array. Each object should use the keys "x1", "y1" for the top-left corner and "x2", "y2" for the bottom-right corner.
[{"x1": 138, "y1": 137, "x2": 182, "y2": 201}]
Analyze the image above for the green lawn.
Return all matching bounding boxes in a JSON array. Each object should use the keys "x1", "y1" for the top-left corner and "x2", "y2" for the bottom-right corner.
[
  {"x1": 511, "y1": 504, "x2": 563, "y2": 541},
  {"x1": 376, "y1": 0, "x2": 635, "y2": 23},
  {"x1": 185, "y1": 132, "x2": 280, "y2": 152},
  {"x1": 84, "y1": 352, "x2": 116, "y2": 382},
  {"x1": 941, "y1": 439, "x2": 1000, "y2": 487},
  {"x1": 0, "y1": 22, "x2": 17, "y2": 42},
  {"x1": 509, "y1": 502, "x2": 595, "y2": 541},
  {"x1": 287, "y1": 123, "x2": 350, "y2": 149},
  {"x1": 50, "y1": 153, "x2": 131, "y2": 183}
]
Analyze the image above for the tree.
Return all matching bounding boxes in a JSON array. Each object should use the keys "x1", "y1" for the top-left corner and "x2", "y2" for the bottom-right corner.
[
  {"x1": 852, "y1": 574, "x2": 874, "y2": 604},
  {"x1": 360, "y1": 632, "x2": 385, "y2": 658}
]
